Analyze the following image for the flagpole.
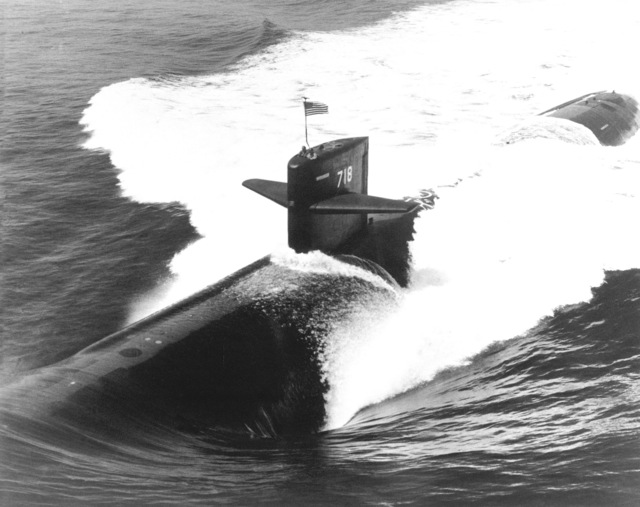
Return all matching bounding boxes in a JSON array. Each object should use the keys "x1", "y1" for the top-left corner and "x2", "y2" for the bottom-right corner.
[
  {"x1": 302, "y1": 97, "x2": 309, "y2": 147},
  {"x1": 302, "y1": 98, "x2": 328, "y2": 148}
]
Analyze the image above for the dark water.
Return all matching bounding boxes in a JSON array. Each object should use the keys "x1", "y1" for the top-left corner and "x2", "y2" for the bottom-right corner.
[{"x1": 2, "y1": 0, "x2": 640, "y2": 504}]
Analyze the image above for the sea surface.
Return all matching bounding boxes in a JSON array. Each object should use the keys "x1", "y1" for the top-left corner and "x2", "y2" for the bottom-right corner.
[{"x1": 2, "y1": 0, "x2": 640, "y2": 504}]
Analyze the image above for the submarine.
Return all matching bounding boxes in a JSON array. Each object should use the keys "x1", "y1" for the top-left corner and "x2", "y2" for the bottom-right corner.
[
  {"x1": 539, "y1": 90, "x2": 639, "y2": 146},
  {"x1": 3, "y1": 137, "x2": 428, "y2": 437},
  {"x1": 2, "y1": 91, "x2": 638, "y2": 437}
]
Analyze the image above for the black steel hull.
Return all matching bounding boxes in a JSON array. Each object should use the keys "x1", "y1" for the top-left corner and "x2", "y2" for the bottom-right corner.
[{"x1": 540, "y1": 91, "x2": 639, "y2": 146}]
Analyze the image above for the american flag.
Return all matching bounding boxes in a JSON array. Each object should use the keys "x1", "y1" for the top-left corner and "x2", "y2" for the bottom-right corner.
[{"x1": 304, "y1": 101, "x2": 329, "y2": 116}]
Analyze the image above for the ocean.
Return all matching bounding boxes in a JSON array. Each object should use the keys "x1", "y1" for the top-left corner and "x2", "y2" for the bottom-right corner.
[{"x1": 2, "y1": 0, "x2": 640, "y2": 504}]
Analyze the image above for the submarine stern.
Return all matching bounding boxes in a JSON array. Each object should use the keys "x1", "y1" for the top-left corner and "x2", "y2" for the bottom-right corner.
[{"x1": 540, "y1": 91, "x2": 640, "y2": 146}]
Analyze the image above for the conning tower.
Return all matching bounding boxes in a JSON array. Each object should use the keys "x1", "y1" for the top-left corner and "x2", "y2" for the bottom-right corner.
[{"x1": 243, "y1": 137, "x2": 420, "y2": 285}]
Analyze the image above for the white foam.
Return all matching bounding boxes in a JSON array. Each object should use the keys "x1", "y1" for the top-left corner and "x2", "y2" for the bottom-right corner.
[
  {"x1": 271, "y1": 249, "x2": 398, "y2": 292},
  {"x1": 322, "y1": 137, "x2": 640, "y2": 429}
]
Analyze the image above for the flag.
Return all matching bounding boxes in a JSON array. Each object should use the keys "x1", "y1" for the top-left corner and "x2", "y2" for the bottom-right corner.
[{"x1": 304, "y1": 101, "x2": 329, "y2": 116}]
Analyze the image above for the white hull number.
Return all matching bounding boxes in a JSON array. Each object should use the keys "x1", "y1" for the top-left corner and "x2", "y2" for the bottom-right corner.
[{"x1": 337, "y1": 166, "x2": 353, "y2": 188}]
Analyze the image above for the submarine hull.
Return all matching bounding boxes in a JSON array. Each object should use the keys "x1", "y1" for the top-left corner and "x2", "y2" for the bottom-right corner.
[
  {"x1": 2, "y1": 256, "x2": 397, "y2": 436},
  {"x1": 540, "y1": 91, "x2": 639, "y2": 146}
]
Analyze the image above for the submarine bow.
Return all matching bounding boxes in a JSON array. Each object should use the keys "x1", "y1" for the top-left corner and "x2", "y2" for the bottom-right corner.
[{"x1": 4, "y1": 256, "x2": 397, "y2": 436}]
